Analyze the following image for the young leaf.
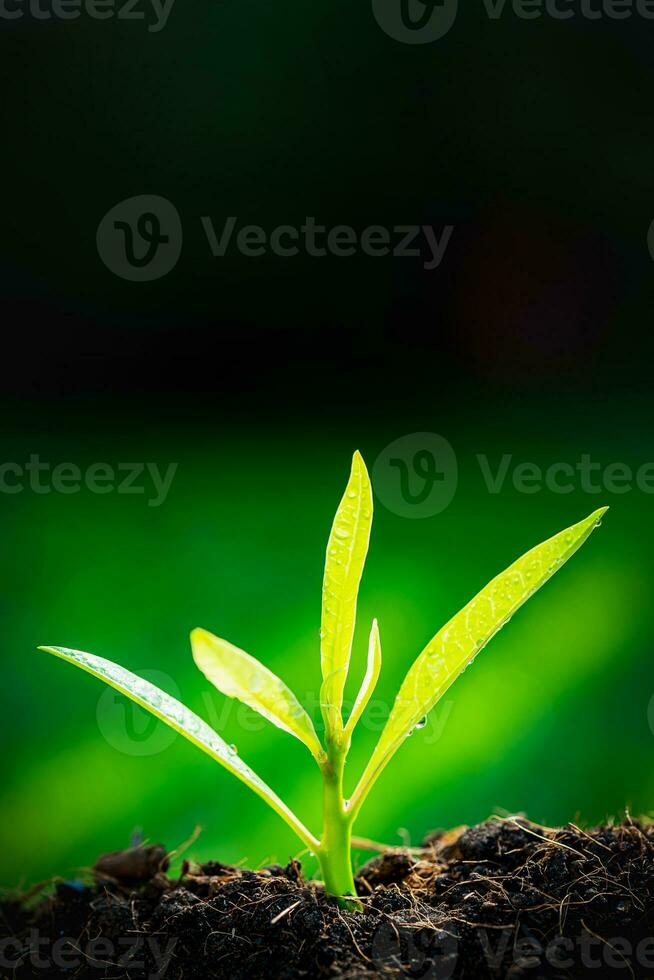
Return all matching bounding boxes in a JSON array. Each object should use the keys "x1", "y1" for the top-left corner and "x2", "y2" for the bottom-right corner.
[
  {"x1": 342, "y1": 619, "x2": 382, "y2": 746},
  {"x1": 191, "y1": 627, "x2": 325, "y2": 764},
  {"x1": 37, "y1": 645, "x2": 319, "y2": 851},
  {"x1": 320, "y1": 451, "x2": 373, "y2": 737},
  {"x1": 350, "y1": 507, "x2": 607, "y2": 815}
]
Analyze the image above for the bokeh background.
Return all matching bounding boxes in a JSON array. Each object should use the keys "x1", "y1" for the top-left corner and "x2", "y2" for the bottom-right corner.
[{"x1": 2, "y1": 0, "x2": 654, "y2": 888}]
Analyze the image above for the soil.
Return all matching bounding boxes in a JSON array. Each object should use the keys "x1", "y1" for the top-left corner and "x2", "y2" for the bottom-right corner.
[{"x1": 2, "y1": 817, "x2": 654, "y2": 980}]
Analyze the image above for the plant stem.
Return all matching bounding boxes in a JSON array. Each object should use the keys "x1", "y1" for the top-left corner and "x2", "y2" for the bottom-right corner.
[{"x1": 317, "y1": 753, "x2": 361, "y2": 910}]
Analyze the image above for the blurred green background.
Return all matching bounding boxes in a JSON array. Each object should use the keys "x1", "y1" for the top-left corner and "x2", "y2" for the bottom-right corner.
[
  {"x1": 1, "y1": 398, "x2": 653, "y2": 889},
  {"x1": 2, "y1": 0, "x2": 654, "y2": 892}
]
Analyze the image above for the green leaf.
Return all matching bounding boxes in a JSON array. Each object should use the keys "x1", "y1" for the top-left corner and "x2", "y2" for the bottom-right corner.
[
  {"x1": 191, "y1": 627, "x2": 325, "y2": 764},
  {"x1": 320, "y1": 451, "x2": 373, "y2": 737},
  {"x1": 350, "y1": 507, "x2": 608, "y2": 814},
  {"x1": 342, "y1": 619, "x2": 382, "y2": 746},
  {"x1": 37, "y1": 645, "x2": 319, "y2": 851}
]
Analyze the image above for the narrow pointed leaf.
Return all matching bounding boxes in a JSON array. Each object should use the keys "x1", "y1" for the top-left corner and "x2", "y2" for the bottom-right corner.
[
  {"x1": 320, "y1": 450, "x2": 373, "y2": 736},
  {"x1": 351, "y1": 507, "x2": 607, "y2": 812},
  {"x1": 191, "y1": 628, "x2": 325, "y2": 763},
  {"x1": 343, "y1": 619, "x2": 382, "y2": 744},
  {"x1": 37, "y1": 645, "x2": 319, "y2": 851}
]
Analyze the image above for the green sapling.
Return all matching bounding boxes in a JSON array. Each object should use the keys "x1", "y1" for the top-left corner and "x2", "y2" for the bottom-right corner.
[{"x1": 39, "y1": 452, "x2": 606, "y2": 907}]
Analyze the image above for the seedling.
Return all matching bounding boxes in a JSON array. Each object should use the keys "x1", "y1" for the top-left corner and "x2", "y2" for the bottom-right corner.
[{"x1": 39, "y1": 453, "x2": 606, "y2": 908}]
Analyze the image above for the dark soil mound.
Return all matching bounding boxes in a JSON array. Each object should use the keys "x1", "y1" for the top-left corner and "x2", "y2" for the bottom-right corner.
[{"x1": 2, "y1": 817, "x2": 653, "y2": 979}]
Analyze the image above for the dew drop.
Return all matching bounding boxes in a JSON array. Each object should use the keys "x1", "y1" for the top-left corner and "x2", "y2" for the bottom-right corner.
[
  {"x1": 228, "y1": 744, "x2": 238, "y2": 755},
  {"x1": 415, "y1": 716, "x2": 428, "y2": 730}
]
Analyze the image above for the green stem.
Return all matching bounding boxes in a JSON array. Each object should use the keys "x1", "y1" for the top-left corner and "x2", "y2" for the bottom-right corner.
[{"x1": 317, "y1": 753, "x2": 361, "y2": 910}]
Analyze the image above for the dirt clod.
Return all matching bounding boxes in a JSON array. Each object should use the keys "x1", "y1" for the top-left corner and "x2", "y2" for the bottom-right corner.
[{"x1": 93, "y1": 843, "x2": 169, "y2": 882}]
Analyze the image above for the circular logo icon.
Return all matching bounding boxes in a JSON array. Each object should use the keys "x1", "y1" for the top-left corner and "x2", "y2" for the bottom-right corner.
[
  {"x1": 372, "y1": 0, "x2": 458, "y2": 44},
  {"x1": 371, "y1": 920, "x2": 458, "y2": 978},
  {"x1": 373, "y1": 432, "x2": 458, "y2": 518},
  {"x1": 97, "y1": 195, "x2": 182, "y2": 282},
  {"x1": 96, "y1": 669, "x2": 180, "y2": 756}
]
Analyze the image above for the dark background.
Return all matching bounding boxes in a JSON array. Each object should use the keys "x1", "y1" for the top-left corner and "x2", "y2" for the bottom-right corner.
[{"x1": 1, "y1": 1, "x2": 654, "y2": 887}]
